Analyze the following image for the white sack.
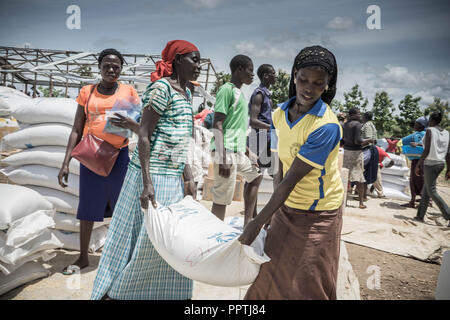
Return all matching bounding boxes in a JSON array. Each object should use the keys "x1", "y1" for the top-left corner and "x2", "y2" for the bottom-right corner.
[
  {"x1": 51, "y1": 226, "x2": 109, "y2": 252},
  {"x1": 6, "y1": 209, "x2": 55, "y2": 248},
  {"x1": 24, "y1": 185, "x2": 79, "y2": 215},
  {"x1": 0, "y1": 86, "x2": 31, "y2": 116},
  {"x1": 0, "y1": 229, "x2": 63, "y2": 265},
  {"x1": 52, "y1": 212, "x2": 110, "y2": 233},
  {"x1": 1, "y1": 146, "x2": 80, "y2": 175},
  {"x1": 12, "y1": 97, "x2": 77, "y2": 125},
  {"x1": 143, "y1": 196, "x2": 270, "y2": 287},
  {"x1": 0, "y1": 165, "x2": 79, "y2": 196},
  {"x1": 0, "y1": 184, "x2": 54, "y2": 230},
  {"x1": 381, "y1": 165, "x2": 409, "y2": 177},
  {"x1": 380, "y1": 173, "x2": 409, "y2": 187},
  {"x1": 0, "y1": 250, "x2": 55, "y2": 276},
  {"x1": 0, "y1": 261, "x2": 50, "y2": 296},
  {"x1": 1, "y1": 123, "x2": 71, "y2": 151},
  {"x1": 387, "y1": 153, "x2": 407, "y2": 167}
]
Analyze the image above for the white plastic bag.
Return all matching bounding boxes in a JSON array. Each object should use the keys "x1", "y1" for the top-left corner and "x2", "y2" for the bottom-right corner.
[
  {"x1": 1, "y1": 146, "x2": 80, "y2": 175},
  {"x1": 0, "y1": 184, "x2": 54, "y2": 230},
  {"x1": 12, "y1": 97, "x2": 77, "y2": 125},
  {"x1": 0, "y1": 165, "x2": 79, "y2": 196},
  {"x1": 143, "y1": 196, "x2": 270, "y2": 287},
  {"x1": 1, "y1": 123, "x2": 72, "y2": 151}
]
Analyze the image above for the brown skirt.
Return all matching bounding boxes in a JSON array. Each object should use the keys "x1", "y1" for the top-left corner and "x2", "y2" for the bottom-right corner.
[{"x1": 244, "y1": 204, "x2": 343, "y2": 300}]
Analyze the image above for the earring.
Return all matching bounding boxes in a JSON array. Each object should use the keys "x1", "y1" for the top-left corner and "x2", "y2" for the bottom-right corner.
[
  {"x1": 325, "y1": 85, "x2": 329, "y2": 91},
  {"x1": 294, "y1": 78, "x2": 297, "y2": 84}
]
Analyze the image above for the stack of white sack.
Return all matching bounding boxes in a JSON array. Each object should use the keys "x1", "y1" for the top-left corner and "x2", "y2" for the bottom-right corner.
[
  {"x1": 0, "y1": 86, "x2": 31, "y2": 117},
  {"x1": 0, "y1": 97, "x2": 109, "y2": 253},
  {"x1": 377, "y1": 152, "x2": 410, "y2": 201},
  {"x1": 0, "y1": 184, "x2": 61, "y2": 285},
  {"x1": 144, "y1": 196, "x2": 269, "y2": 287},
  {"x1": 190, "y1": 125, "x2": 213, "y2": 191}
]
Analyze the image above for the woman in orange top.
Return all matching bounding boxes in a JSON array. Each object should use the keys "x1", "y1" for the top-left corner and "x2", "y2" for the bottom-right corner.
[{"x1": 58, "y1": 48, "x2": 140, "y2": 274}]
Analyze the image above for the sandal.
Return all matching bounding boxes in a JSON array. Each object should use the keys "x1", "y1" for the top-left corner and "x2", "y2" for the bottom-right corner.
[
  {"x1": 62, "y1": 265, "x2": 81, "y2": 275},
  {"x1": 359, "y1": 204, "x2": 367, "y2": 209}
]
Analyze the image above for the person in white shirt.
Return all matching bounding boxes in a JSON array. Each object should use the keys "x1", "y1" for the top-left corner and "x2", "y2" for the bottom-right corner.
[{"x1": 414, "y1": 111, "x2": 450, "y2": 226}]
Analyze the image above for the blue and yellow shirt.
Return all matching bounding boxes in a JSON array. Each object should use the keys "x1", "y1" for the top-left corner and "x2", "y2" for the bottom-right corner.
[{"x1": 271, "y1": 97, "x2": 344, "y2": 211}]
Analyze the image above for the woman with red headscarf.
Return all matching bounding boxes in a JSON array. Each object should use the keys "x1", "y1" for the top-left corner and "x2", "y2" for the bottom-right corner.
[{"x1": 91, "y1": 40, "x2": 201, "y2": 300}]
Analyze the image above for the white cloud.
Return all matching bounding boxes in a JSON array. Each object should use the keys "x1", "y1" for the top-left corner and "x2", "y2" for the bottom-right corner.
[
  {"x1": 234, "y1": 41, "x2": 296, "y2": 60},
  {"x1": 184, "y1": 0, "x2": 222, "y2": 9},
  {"x1": 326, "y1": 16, "x2": 353, "y2": 30}
]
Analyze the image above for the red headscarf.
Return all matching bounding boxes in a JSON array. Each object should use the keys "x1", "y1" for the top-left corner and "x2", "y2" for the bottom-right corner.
[{"x1": 150, "y1": 40, "x2": 199, "y2": 82}]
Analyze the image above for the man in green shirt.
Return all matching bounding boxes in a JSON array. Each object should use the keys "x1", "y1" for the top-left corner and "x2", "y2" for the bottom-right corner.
[{"x1": 210, "y1": 55, "x2": 262, "y2": 226}]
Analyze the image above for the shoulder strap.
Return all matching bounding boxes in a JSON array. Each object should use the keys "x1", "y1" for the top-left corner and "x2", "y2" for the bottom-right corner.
[{"x1": 84, "y1": 84, "x2": 97, "y2": 133}]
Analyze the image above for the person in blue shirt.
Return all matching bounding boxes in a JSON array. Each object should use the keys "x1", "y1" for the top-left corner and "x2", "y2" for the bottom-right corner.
[{"x1": 400, "y1": 116, "x2": 427, "y2": 208}]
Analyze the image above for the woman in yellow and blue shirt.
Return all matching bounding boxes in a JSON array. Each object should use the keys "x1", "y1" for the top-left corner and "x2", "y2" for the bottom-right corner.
[{"x1": 239, "y1": 46, "x2": 344, "y2": 300}]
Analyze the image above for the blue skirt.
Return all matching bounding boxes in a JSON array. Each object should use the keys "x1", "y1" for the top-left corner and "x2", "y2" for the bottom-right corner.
[{"x1": 76, "y1": 146, "x2": 129, "y2": 222}]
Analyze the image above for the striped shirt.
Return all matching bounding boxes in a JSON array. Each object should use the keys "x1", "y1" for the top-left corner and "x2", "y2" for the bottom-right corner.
[
  {"x1": 130, "y1": 78, "x2": 193, "y2": 176},
  {"x1": 271, "y1": 97, "x2": 344, "y2": 211}
]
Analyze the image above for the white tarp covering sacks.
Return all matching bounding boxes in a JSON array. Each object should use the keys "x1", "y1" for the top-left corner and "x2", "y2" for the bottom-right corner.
[
  {"x1": 0, "y1": 86, "x2": 31, "y2": 116},
  {"x1": 11, "y1": 98, "x2": 77, "y2": 125},
  {"x1": 0, "y1": 123, "x2": 72, "y2": 151},
  {"x1": 0, "y1": 261, "x2": 50, "y2": 296},
  {"x1": 143, "y1": 196, "x2": 270, "y2": 287},
  {"x1": 0, "y1": 184, "x2": 54, "y2": 230},
  {"x1": 24, "y1": 186, "x2": 79, "y2": 215},
  {"x1": 0, "y1": 165, "x2": 79, "y2": 196},
  {"x1": 1, "y1": 146, "x2": 80, "y2": 175}
]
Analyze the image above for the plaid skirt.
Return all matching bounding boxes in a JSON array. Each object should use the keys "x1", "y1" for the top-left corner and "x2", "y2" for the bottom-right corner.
[
  {"x1": 343, "y1": 149, "x2": 366, "y2": 183},
  {"x1": 90, "y1": 165, "x2": 193, "y2": 300}
]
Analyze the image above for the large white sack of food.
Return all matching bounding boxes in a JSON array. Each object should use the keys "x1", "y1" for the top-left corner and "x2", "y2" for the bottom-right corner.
[
  {"x1": 381, "y1": 165, "x2": 409, "y2": 177},
  {"x1": 52, "y1": 212, "x2": 110, "y2": 233},
  {"x1": 143, "y1": 196, "x2": 270, "y2": 287},
  {"x1": 0, "y1": 123, "x2": 71, "y2": 151},
  {"x1": 386, "y1": 153, "x2": 407, "y2": 167},
  {"x1": 6, "y1": 209, "x2": 55, "y2": 248},
  {"x1": 380, "y1": 173, "x2": 409, "y2": 187},
  {"x1": 0, "y1": 184, "x2": 54, "y2": 230},
  {"x1": 24, "y1": 185, "x2": 79, "y2": 215},
  {"x1": 0, "y1": 229, "x2": 63, "y2": 265},
  {"x1": 0, "y1": 261, "x2": 50, "y2": 296},
  {"x1": 51, "y1": 226, "x2": 109, "y2": 253},
  {"x1": 1, "y1": 146, "x2": 80, "y2": 175},
  {"x1": 0, "y1": 165, "x2": 79, "y2": 196},
  {"x1": 0, "y1": 86, "x2": 31, "y2": 116},
  {"x1": 12, "y1": 98, "x2": 77, "y2": 125}
]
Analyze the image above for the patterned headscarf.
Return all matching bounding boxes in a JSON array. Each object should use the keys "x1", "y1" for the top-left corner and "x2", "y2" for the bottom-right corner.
[
  {"x1": 150, "y1": 40, "x2": 199, "y2": 82},
  {"x1": 288, "y1": 45, "x2": 337, "y2": 104}
]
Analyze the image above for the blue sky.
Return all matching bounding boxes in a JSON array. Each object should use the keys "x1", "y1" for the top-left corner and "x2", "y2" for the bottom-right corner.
[{"x1": 1, "y1": 0, "x2": 449, "y2": 109}]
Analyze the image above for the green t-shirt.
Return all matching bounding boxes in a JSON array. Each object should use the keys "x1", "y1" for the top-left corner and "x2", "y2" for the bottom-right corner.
[{"x1": 210, "y1": 82, "x2": 248, "y2": 153}]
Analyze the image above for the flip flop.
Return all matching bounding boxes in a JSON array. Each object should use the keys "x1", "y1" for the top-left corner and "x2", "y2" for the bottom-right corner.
[{"x1": 62, "y1": 265, "x2": 80, "y2": 275}]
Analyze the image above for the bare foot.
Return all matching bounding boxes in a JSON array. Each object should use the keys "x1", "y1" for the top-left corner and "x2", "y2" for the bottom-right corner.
[
  {"x1": 359, "y1": 204, "x2": 367, "y2": 209},
  {"x1": 401, "y1": 202, "x2": 415, "y2": 208}
]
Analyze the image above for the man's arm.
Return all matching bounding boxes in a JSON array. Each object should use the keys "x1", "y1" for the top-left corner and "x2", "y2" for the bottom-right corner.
[
  {"x1": 415, "y1": 129, "x2": 431, "y2": 176},
  {"x1": 212, "y1": 112, "x2": 231, "y2": 178},
  {"x1": 249, "y1": 93, "x2": 270, "y2": 130}
]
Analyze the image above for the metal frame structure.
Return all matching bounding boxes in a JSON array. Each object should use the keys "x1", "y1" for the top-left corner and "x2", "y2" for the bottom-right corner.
[{"x1": 0, "y1": 46, "x2": 217, "y2": 98}]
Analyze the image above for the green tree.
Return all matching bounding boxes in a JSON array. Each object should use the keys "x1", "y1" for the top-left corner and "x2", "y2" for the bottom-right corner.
[
  {"x1": 395, "y1": 94, "x2": 422, "y2": 137},
  {"x1": 424, "y1": 97, "x2": 450, "y2": 131},
  {"x1": 343, "y1": 83, "x2": 368, "y2": 113},
  {"x1": 38, "y1": 86, "x2": 65, "y2": 97},
  {"x1": 210, "y1": 71, "x2": 231, "y2": 97},
  {"x1": 372, "y1": 91, "x2": 396, "y2": 137},
  {"x1": 330, "y1": 99, "x2": 344, "y2": 113},
  {"x1": 76, "y1": 65, "x2": 93, "y2": 78},
  {"x1": 270, "y1": 69, "x2": 290, "y2": 109}
]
